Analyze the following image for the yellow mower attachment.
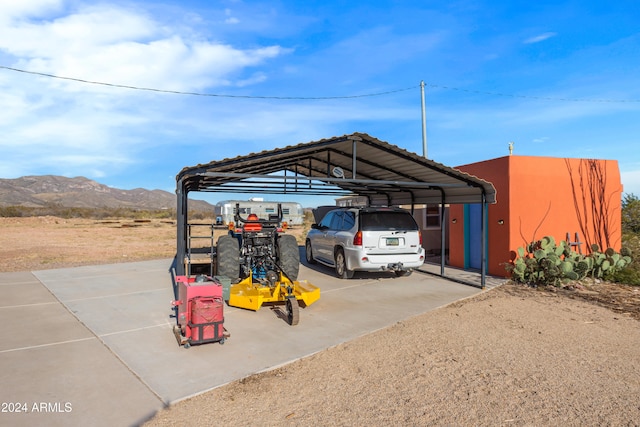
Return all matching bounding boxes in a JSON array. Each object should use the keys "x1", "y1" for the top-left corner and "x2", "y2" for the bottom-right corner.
[{"x1": 228, "y1": 272, "x2": 320, "y2": 325}]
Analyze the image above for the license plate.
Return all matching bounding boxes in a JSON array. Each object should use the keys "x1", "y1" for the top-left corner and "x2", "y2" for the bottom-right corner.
[{"x1": 386, "y1": 237, "x2": 399, "y2": 246}]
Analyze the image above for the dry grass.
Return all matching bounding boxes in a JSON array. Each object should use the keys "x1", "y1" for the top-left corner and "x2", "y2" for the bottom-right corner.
[
  {"x1": 0, "y1": 216, "x2": 177, "y2": 272},
  {"x1": 0, "y1": 216, "x2": 307, "y2": 272}
]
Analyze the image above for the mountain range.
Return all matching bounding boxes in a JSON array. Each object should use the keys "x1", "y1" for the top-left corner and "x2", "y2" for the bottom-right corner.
[{"x1": 0, "y1": 175, "x2": 214, "y2": 211}]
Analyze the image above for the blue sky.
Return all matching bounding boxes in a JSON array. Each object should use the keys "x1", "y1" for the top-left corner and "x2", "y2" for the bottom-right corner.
[{"x1": 1, "y1": 0, "x2": 639, "y2": 207}]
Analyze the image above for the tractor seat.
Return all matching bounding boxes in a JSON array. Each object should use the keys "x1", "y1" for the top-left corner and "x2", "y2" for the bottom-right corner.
[{"x1": 243, "y1": 214, "x2": 262, "y2": 231}]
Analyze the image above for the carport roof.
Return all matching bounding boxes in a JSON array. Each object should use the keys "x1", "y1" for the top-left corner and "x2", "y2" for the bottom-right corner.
[{"x1": 176, "y1": 133, "x2": 496, "y2": 206}]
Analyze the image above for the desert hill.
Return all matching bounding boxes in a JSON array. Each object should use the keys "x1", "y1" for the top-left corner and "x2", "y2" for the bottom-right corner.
[{"x1": 0, "y1": 175, "x2": 214, "y2": 211}]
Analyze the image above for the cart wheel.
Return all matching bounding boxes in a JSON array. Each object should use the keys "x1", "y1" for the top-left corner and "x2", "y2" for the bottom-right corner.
[
  {"x1": 219, "y1": 338, "x2": 226, "y2": 345},
  {"x1": 184, "y1": 342, "x2": 191, "y2": 349},
  {"x1": 286, "y1": 296, "x2": 300, "y2": 326}
]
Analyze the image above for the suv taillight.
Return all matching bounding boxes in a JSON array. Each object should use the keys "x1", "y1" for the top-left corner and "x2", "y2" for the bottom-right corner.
[
  {"x1": 419, "y1": 230, "x2": 422, "y2": 245},
  {"x1": 353, "y1": 230, "x2": 363, "y2": 246}
]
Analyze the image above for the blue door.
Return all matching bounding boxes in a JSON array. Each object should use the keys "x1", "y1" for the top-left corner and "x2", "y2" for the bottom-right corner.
[{"x1": 465, "y1": 204, "x2": 483, "y2": 270}]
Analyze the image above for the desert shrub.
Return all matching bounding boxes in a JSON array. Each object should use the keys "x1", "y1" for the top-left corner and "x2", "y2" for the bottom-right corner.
[
  {"x1": 0, "y1": 206, "x2": 33, "y2": 217},
  {"x1": 622, "y1": 193, "x2": 640, "y2": 234},
  {"x1": 611, "y1": 233, "x2": 640, "y2": 285},
  {"x1": 188, "y1": 210, "x2": 208, "y2": 220},
  {"x1": 0, "y1": 205, "x2": 178, "y2": 220}
]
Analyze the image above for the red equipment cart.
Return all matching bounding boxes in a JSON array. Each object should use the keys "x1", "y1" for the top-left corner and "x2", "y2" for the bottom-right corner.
[{"x1": 172, "y1": 275, "x2": 229, "y2": 348}]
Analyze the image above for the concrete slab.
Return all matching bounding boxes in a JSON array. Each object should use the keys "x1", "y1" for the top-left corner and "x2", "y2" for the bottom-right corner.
[
  {"x1": 0, "y1": 271, "x2": 93, "y2": 352},
  {"x1": 0, "y1": 271, "x2": 58, "y2": 307},
  {"x1": 60, "y1": 288, "x2": 173, "y2": 337},
  {"x1": 0, "y1": 302, "x2": 94, "y2": 352},
  {"x1": 32, "y1": 261, "x2": 171, "y2": 301},
  {"x1": 0, "y1": 339, "x2": 162, "y2": 427},
  {"x1": 0, "y1": 270, "x2": 162, "y2": 427},
  {"x1": 1, "y1": 258, "x2": 491, "y2": 426},
  {"x1": 33, "y1": 260, "x2": 480, "y2": 403}
]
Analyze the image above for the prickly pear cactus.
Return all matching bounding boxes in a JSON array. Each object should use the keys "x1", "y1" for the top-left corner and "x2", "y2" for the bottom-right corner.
[{"x1": 505, "y1": 236, "x2": 633, "y2": 287}]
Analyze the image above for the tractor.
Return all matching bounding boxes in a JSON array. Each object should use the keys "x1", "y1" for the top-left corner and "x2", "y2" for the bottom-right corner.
[{"x1": 215, "y1": 203, "x2": 319, "y2": 325}]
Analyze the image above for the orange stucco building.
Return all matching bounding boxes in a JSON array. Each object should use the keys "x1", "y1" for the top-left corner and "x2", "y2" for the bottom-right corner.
[{"x1": 448, "y1": 156, "x2": 623, "y2": 277}]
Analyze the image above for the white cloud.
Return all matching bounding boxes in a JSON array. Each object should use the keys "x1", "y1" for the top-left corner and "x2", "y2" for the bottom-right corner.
[
  {"x1": 524, "y1": 32, "x2": 557, "y2": 44},
  {"x1": 0, "y1": 0, "x2": 63, "y2": 20},
  {"x1": 0, "y1": 0, "x2": 297, "y2": 182},
  {"x1": 0, "y1": 5, "x2": 156, "y2": 56},
  {"x1": 26, "y1": 36, "x2": 286, "y2": 92},
  {"x1": 0, "y1": 101, "x2": 144, "y2": 177},
  {"x1": 0, "y1": 2, "x2": 287, "y2": 93}
]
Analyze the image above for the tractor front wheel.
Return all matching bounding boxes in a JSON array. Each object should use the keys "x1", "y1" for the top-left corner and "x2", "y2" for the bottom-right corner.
[{"x1": 286, "y1": 296, "x2": 300, "y2": 326}]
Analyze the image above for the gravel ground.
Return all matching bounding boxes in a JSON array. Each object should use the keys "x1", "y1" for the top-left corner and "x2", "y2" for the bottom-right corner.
[{"x1": 145, "y1": 284, "x2": 640, "y2": 426}]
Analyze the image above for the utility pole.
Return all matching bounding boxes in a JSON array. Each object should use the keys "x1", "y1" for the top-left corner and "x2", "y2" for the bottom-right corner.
[{"x1": 420, "y1": 80, "x2": 427, "y2": 158}]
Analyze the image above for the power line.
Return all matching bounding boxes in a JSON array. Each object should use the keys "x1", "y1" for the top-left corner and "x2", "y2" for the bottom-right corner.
[
  {"x1": 0, "y1": 65, "x2": 414, "y2": 99},
  {"x1": 1, "y1": 64, "x2": 639, "y2": 103},
  {"x1": 424, "y1": 82, "x2": 640, "y2": 103}
]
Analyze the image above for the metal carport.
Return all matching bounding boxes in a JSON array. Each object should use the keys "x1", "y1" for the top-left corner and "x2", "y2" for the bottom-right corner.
[{"x1": 175, "y1": 133, "x2": 497, "y2": 287}]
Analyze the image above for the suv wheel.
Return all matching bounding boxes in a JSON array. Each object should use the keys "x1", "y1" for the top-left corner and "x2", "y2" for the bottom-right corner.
[
  {"x1": 395, "y1": 270, "x2": 413, "y2": 277},
  {"x1": 335, "y1": 248, "x2": 354, "y2": 279},
  {"x1": 305, "y1": 239, "x2": 316, "y2": 264}
]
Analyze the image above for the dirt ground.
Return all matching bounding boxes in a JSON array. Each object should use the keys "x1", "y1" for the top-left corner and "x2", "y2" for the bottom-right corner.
[
  {"x1": 0, "y1": 216, "x2": 179, "y2": 272},
  {"x1": 2, "y1": 217, "x2": 639, "y2": 426},
  {"x1": 0, "y1": 216, "x2": 310, "y2": 272}
]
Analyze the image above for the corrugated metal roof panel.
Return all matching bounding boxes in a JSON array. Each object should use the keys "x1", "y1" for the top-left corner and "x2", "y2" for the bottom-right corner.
[{"x1": 177, "y1": 133, "x2": 496, "y2": 205}]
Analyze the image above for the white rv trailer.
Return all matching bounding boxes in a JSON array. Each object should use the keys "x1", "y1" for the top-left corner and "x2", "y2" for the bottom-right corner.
[{"x1": 214, "y1": 199, "x2": 304, "y2": 226}]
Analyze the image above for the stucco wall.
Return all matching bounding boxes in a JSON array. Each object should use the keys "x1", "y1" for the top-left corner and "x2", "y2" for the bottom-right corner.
[{"x1": 449, "y1": 156, "x2": 622, "y2": 277}]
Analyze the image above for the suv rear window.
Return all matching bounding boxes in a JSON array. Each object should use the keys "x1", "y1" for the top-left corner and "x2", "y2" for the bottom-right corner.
[{"x1": 360, "y1": 211, "x2": 418, "y2": 231}]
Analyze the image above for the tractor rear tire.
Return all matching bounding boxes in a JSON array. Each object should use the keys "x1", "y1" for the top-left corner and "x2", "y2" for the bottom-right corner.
[
  {"x1": 277, "y1": 234, "x2": 300, "y2": 281},
  {"x1": 216, "y1": 235, "x2": 240, "y2": 280}
]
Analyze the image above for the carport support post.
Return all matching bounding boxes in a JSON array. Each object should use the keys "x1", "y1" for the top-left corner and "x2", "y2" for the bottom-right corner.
[
  {"x1": 480, "y1": 193, "x2": 487, "y2": 289},
  {"x1": 440, "y1": 192, "x2": 446, "y2": 276},
  {"x1": 176, "y1": 179, "x2": 187, "y2": 276}
]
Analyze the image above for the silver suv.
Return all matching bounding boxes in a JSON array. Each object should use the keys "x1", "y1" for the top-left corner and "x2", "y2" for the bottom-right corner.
[{"x1": 305, "y1": 207, "x2": 425, "y2": 279}]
